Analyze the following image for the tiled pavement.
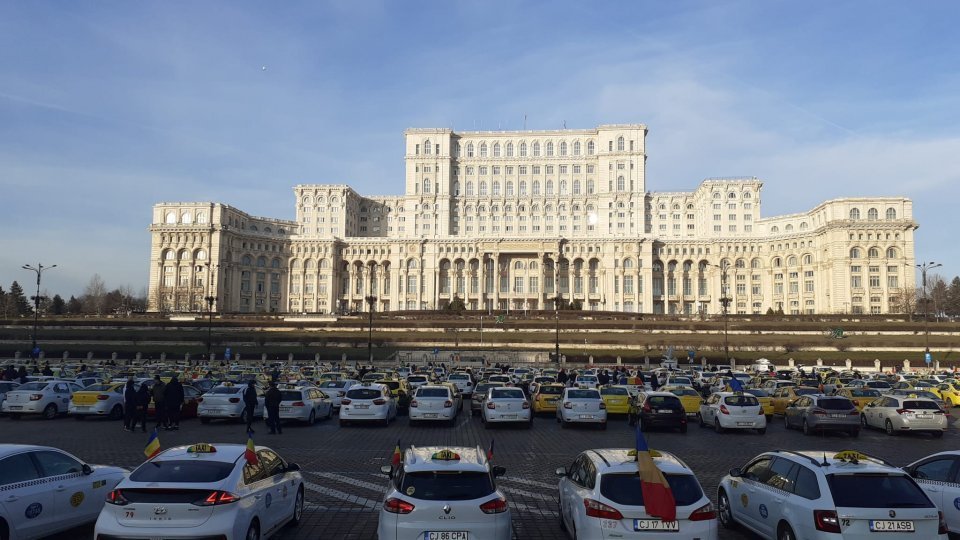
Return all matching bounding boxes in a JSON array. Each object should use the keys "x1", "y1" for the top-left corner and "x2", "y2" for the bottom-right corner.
[{"x1": 6, "y1": 410, "x2": 959, "y2": 540}]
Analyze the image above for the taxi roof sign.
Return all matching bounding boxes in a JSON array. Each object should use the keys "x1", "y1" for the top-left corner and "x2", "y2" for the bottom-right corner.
[
  {"x1": 431, "y1": 449, "x2": 461, "y2": 461},
  {"x1": 627, "y1": 448, "x2": 662, "y2": 459},
  {"x1": 187, "y1": 444, "x2": 217, "y2": 454}
]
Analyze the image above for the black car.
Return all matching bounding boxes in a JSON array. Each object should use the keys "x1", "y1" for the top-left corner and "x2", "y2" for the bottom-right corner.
[{"x1": 629, "y1": 391, "x2": 687, "y2": 433}]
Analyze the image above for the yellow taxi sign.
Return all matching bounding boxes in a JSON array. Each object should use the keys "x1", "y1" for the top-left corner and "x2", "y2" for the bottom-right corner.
[
  {"x1": 187, "y1": 444, "x2": 217, "y2": 454},
  {"x1": 222, "y1": 382, "x2": 235, "y2": 387},
  {"x1": 833, "y1": 450, "x2": 868, "y2": 462},
  {"x1": 627, "y1": 449, "x2": 662, "y2": 458},
  {"x1": 431, "y1": 450, "x2": 461, "y2": 461}
]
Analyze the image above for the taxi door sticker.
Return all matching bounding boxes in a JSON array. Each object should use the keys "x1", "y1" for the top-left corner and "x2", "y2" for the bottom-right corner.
[
  {"x1": 265, "y1": 492, "x2": 272, "y2": 508},
  {"x1": 740, "y1": 493, "x2": 749, "y2": 508},
  {"x1": 25, "y1": 502, "x2": 42, "y2": 519},
  {"x1": 954, "y1": 497, "x2": 960, "y2": 511},
  {"x1": 92, "y1": 480, "x2": 106, "y2": 489},
  {"x1": 70, "y1": 492, "x2": 85, "y2": 507},
  {"x1": 406, "y1": 486, "x2": 416, "y2": 496},
  {"x1": 759, "y1": 504, "x2": 768, "y2": 519}
]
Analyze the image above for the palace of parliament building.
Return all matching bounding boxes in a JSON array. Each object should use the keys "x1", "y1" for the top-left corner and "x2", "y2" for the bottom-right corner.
[{"x1": 148, "y1": 124, "x2": 917, "y2": 316}]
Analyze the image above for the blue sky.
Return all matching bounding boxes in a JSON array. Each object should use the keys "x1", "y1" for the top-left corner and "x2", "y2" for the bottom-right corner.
[{"x1": 2, "y1": 1, "x2": 959, "y2": 297}]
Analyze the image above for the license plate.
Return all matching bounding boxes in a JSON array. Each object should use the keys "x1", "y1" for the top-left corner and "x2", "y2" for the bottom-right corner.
[
  {"x1": 579, "y1": 414, "x2": 593, "y2": 419},
  {"x1": 547, "y1": 398, "x2": 559, "y2": 402},
  {"x1": 8, "y1": 406, "x2": 22, "y2": 410},
  {"x1": 870, "y1": 520, "x2": 914, "y2": 532},
  {"x1": 427, "y1": 532, "x2": 467, "y2": 540},
  {"x1": 658, "y1": 409, "x2": 672, "y2": 413},
  {"x1": 501, "y1": 414, "x2": 517, "y2": 419},
  {"x1": 830, "y1": 413, "x2": 846, "y2": 418},
  {"x1": 75, "y1": 406, "x2": 90, "y2": 411},
  {"x1": 423, "y1": 413, "x2": 438, "y2": 418},
  {"x1": 355, "y1": 404, "x2": 369, "y2": 409},
  {"x1": 736, "y1": 422, "x2": 752, "y2": 426},
  {"x1": 915, "y1": 414, "x2": 932, "y2": 419},
  {"x1": 280, "y1": 408, "x2": 291, "y2": 413},
  {"x1": 207, "y1": 408, "x2": 221, "y2": 414},
  {"x1": 634, "y1": 519, "x2": 680, "y2": 532}
]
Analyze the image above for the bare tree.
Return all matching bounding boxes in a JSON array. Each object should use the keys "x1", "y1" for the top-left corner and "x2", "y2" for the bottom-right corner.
[
  {"x1": 928, "y1": 273, "x2": 948, "y2": 319},
  {"x1": 83, "y1": 273, "x2": 107, "y2": 315},
  {"x1": 889, "y1": 287, "x2": 919, "y2": 320}
]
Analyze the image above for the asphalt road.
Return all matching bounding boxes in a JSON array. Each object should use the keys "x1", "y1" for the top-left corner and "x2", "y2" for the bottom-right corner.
[{"x1": 6, "y1": 409, "x2": 959, "y2": 540}]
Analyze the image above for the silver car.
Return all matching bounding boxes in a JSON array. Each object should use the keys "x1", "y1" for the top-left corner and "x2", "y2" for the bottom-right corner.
[
  {"x1": 278, "y1": 385, "x2": 333, "y2": 425},
  {"x1": 481, "y1": 387, "x2": 532, "y2": 428},
  {"x1": 861, "y1": 395, "x2": 947, "y2": 437},
  {"x1": 409, "y1": 385, "x2": 459, "y2": 426},
  {"x1": 317, "y1": 379, "x2": 358, "y2": 410},
  {"x1": 784, "y1": 394, "x2": 860, "y2": 436},
  {"x1": 556, "y1": 387, "x2": 607, "y2": 429}
]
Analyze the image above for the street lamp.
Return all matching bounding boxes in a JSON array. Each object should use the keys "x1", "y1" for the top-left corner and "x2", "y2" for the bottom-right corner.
[
  {"x1": 21, "y1": 263, "x2": 56, "y2": 360},
  {"x1": 204, "y1": 295, "x2": 216, "y2": 359},
  {"x1": 710, "y1": 262, "x2": 732, "y2": 363},
  {"x1": 916, "y1": 261, "x2": 942, "y2": 364},
  {"x1": 365, "y1": 295, "x2": 377, "y2": 363},
  {"x1": 553, "y1": 294, "x2": 563, "y2": 363}
]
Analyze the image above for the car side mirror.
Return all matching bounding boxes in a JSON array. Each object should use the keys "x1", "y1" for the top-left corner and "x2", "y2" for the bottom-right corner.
[
  {"x1": 286, "y1": 463, "x2": 301, "y2": 472},
  {"x1": 728, "y1": 467, "x2": 742, "y2": 478},
  {"x1": 492, "y1": 466, "x2": 506, "y2": 477},
  {"x1": 380, "y1": 465, "x2": 393, "y2": 476},
  {"x1": 555, "y1": 467, "x2": 568, "y2": 477},
  {"x1": 82, "y1": 464, "x2": 93, "y2": 475}
]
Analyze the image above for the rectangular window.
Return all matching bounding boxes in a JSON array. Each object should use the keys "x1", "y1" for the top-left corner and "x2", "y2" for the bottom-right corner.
[
  {"x1": 869, "y1": 275, "x2": 880, "y2": 288},
  {"x1": 624, "y1": 276, "x2": 634, "y2": 294},
  {"x1": 514, "y1": 276, "x2": 523, "y2": 293},
  {"x1": 887, "y1": 275, "x2": 898, "y2": 288},
  {"x1": 529, "y1": 277, "x2": 538, "y2": 293},
  {"x1": 851, "y1": 275, "x2": 862, "y2": 288}
]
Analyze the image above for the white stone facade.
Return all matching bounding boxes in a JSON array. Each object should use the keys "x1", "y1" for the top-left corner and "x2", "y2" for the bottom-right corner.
[{"x1": 147, "y1": 124, "x2": 917, "y2": 315}]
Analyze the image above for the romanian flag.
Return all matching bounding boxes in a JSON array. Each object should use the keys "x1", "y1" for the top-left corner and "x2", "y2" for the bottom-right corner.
[
  {"x1": 245, "y1": 431, "x2": 258, "y2": 465},
  {"x1": 391, "y1": 439, "x2": 402, "y2": 468},
  {"x1": 486, "y1": 439, "x2": 495, "y2": 461},
  {"x1": 635, "y1": 425, "x2": 676, "y2": 522},
  {"x1": 144, "y1": 428, "x2": 161, "y2": 459}
]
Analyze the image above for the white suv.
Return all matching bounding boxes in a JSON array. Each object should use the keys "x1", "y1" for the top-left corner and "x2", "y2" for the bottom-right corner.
[
  {"x1": 339, "y1": 383, "x2": 397, "y2": 426},
  {"x1": 556, "y1": 448, "x2": 717, "y2": 539},
  {"x1": 719, "y1": 450, "x2": 947, "y2": 539}
]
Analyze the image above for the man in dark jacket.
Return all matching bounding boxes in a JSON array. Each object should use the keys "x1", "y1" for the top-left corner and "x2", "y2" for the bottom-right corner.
[
  {"x1": 134, "y1": 383, "x2": 150, "y2": 433},
  {"x1": 242, "y1": 380, "x2": 259, "y2": 433},
  {"x1": 164, "y1": 375, "x2": 184, "y2": 431},
  {"x1": 557, "y1": 369, "x2": 568, "y2": 385},
  {"x1": 123, "y1": 378, "x2": 138, "y2": 432},
  {"x1": 152, "y1": 376, "x2": 167, "y2": 430},
  {"x1": 264, "y1": 381, "x2": 282, "y2": 435}
]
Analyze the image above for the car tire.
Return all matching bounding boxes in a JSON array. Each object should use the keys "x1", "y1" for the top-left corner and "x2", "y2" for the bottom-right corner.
[
  {"x1": 679, "y1": 422, "x2": 687, "y2": 434},
  {"x1": 932, "y1": 430, "x2": 944, "y2": 439},
  {"x1": 885, "y1": 419, "x2": 895, "y2": 436},
  {"x1": 718, "y1": 489, "x2": 735, "y2": 529},
  {"x1": 777, "y1": 522, "x2": 796, "y2": 540},
  {"x1": 43, "y1": 403, "x2": 57, "y2": 420},
  {"x1": 697, "y1": 413, "x2": 705, "y2": 428},
  {"x1": 802, "y1": 419, "x2": 811, "y2": 436},
  {"x1": 714, "y1": 418, "x2": 724, "y2": 433},
  {"x1": 245, "y1": 519, "x2": 260, "y2": 540},
  {"x1": 860, "y1": 414, "x2": 868, "y2": 429},
  {"x1": 307, "y1": 411, "x2": 315, "y2": 426},
  {"x1": 287, "y1": 486, "x2": 304, "y2": 527},
  {"x1": 200, "y1": 417, "x2": 210, "y2": 424},
  {"x1": 325, "y1": 407, "x2": 333, "y2": 420},
  {"x1": 109, "y1": 405, "x2": 123, "y2": 421},
  {"x1": 239, "y1": 409, "x2": 249, "y2": 425}
]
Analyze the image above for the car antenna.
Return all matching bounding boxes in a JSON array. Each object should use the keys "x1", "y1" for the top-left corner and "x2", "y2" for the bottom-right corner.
[{"x1": 821, "y1": 453, "x2": 829, "y2": 466}]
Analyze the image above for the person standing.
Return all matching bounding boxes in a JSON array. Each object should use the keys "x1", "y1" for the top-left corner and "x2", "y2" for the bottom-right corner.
[
  {"x1": 134, "y1": 382, "x2": 150, "y2": 433},
  {"x1": 123, "y1": 378, "x2": 138, "y2": 432},
  {"x1": 242, "y1": 380, "x2": 258, "y2": 434},
  {"x1": 164, "y1": 375, "x2": 184, "y2": 431},
  {"x1": 557, "y1": 368, "x2": 568, "y2": 385},
  {"x1": 265, "y1": 381, "x2": 282, "y2": 435},
  {"x1": 152, "y1": 376, "x2": 167, "y2": 430}
]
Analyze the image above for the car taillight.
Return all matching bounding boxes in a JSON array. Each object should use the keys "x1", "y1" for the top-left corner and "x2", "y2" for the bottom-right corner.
[
  {"x1": 480, "y1": 496, "x2": 508, "y2": 514},
  {"x1": 487, "y1": 402, "x2": 496, "y2": 409},
  {"x1": 373, "y1": 398, "x2": 387, "y2": 405},
  {"x1": 847, "y1": 409, "x2": 859, "y2": 415},
  {"x1": 229, "y1": 397, "x2": 240, "y2": 403},
  {"x1": 642, "y1": 403, "x2": 652, "y2": 413},
  {"x1": 719, "y1": 405, "x2": 730, "y2": 415},
  {"x1": 939, "y1": 511, "x2": 948, "y2": 534},
  {"x1": 196, "y1": 397, "x2": 203, "y2": 402},
  {"x1": 811, "y1": 408, "x2": 827, "y2": 416},
  {"x1": 196, "y1": 490, "x2": 239, "y2": 506},
  {"x1": 896, "y1": 408, "x2": 909, "y2": 415},
  {"x1": 584, "y1": 498, "x2": 623, "y2": 520},
  {"x1": 341, "y1": 398, "x2": 352, "y2": 405},
  {"x1": 384, "y1": 497, "x2": 415, "y2": 514},
  {"x1": 599, "y1": 402, "x2": 606, "y2": 410},
  {"x1": 688, "y1": 502, "x2": 716, "y2": 521},
  {"x1": 30, "y1": 394, "x2": 43, "y2": 401},
  {"x1": 106, "y1": 489, "x2": 129, "y2": 506},
  {"x1": 814, "y1": 509, "x2": 841, "y2": 533},
  {"x1": 522, "y1": 401, "x2": 530, "y2": 409},
  {"x1": 291, "y1": 402, "x2": 305, "y2": 407},
  {"x1": 97, "y1": 394, "x2": 110, "y2": 401},
  {"x1": 444, "y1": 400, "x2": 453, "y2": 408},
  {"x1": 564, "y1": 402, "x2": 573, "y2": 409}
]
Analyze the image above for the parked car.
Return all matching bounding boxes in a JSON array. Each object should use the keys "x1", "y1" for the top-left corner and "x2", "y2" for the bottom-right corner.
[
  {"x1": 2, "y1": 380, "x2": 81, "y2": 419},
  {"x1": 783, "y1": 394, "x2": 860, "y2": 436},
  {"x1": 630, "y1": 391, "x2": 688, "y2": 433}
]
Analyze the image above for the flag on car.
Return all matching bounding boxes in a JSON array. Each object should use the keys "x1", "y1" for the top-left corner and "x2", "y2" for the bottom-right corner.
[
  {"x1": 635, "y1": 425, "x2": 676, "y2": 521},
  {"x1": 487, "y1": 439, "x2": 495, "y2": 461},
  {"x1": 728, "y1": 377, "x2": 744, "y2": 393},
  {"x1": 392, "y1": 439, "x2": 402, "y2": 467},
  {"x1": 143, "y1": 428, "x2": 161, "y2": 459},
  {"x1": 245, "y1": 430, "x2": 258, "y2": 465}
]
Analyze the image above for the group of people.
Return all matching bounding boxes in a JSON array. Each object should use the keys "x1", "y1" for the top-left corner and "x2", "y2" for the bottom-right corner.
[
  {"x1": 243, "y1": 379, "x2": 284, "y2": 435},
  {"x1": 122, "y1": 375, "x2": 185, "y2": 433},
  {"x1": 1, "y1": 363, "x2": 56, "y2": 382}
]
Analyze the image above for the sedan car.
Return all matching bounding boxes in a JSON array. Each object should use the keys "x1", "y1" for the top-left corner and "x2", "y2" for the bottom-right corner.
[
  {"x1": 446, "y1": 372, "x2": 475, "y2": 399},
  {"x1": 278, "y1": 385, "x2": 333, "y2": 425},
  {"x1": 198, "y1": 383, "x2": 264, "y2": 424},
  {"x1": 861, "y1": 395, "x2": 947, "y2": 437},
  {"x1": 482, "y1": 387, "x2": 532, "y2": 428},
  {"x1": 94, "y1": 443, "x2": 304, "y2": 540},
  {"x1": 557, "y1": 448, "x2": 717, "y2": 540},
  {"x1": 0, "y1": 381, "x2": 20, "y2": 413},
  {"x1": 377, "y1": 446, "x2": 510, "y2": 540},
  {"x1": 409, "y1": 385, "x2": 459, "y2": 426},
  {"x1": 0, "y1": 444, "x2": 127, "y2": 540},
  {"x1": 698, "y1": 392, "x2": 766, "y2": 434},
  {"x1": 835, "y1": 387, "x2": 882, "y2": 410},
  {"x1": 2, "y1": 380, "x2": 81, "y2": 419},
  {"x1": 339, "y1": 382, "x2": 397, "y2": 426},
  {"x1": 69, "y1": 382, "x2": 126, "y2": 420},
  {"x1": 471, "y1": 382, "x2": 506, "y2": 416},
  {"x1": 660, "y1": 385, "x2": 702, "y2": 416},
  {"x1": 933, "y1": 382, "x2": 960, "y2": 407},
  {"x1": 783, "y1": 394, "x2": 860, "y2": 436},
  {"x1": 556, "y1": 388, "x2": 607, "y2": 429}
]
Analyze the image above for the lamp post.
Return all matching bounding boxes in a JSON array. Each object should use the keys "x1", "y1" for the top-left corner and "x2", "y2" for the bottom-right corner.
[
  {"x1": 21, "y1": 263, "x2": 56, "y2": 360},
  {"x1": 365, "y1": 295, "x2": 377, "y2": 363},
  {"x1": 710, "y1": 262, "x2": 731, "y2": 363},
  {"x1": 553, "y1": 294, "x2": 563, "y2": 363},
  {"x1": 204, "y1": 295, "x2": 215, "y2": 359},
  {"x1": 916, "y1": 261, "x2": 942, "y2": 364}
]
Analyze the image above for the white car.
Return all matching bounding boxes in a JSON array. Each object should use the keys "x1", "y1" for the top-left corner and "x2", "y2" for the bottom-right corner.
[
  {"x1": 486, "y1": 375, "x2": 512, "y2": 386},
  {"x1": 0, "y1": 444, "x2": 126, "y2": 540},
  {"x1": 95, "y1": 443, "x2": 305, "y2": 540},
  {"x1": 481, "y1": 387, "x2": 532, "y2": 428},
  {"x1": 697, "y1": 392, "x2": 767, "y2": 434},
  {"x1": 317, "y1": 378, "x2": 358, "y2": 410},
  {"x1": 573, "y1": 375, "x2": 599, "y2": 389},
  {"x1": 446, "y1": 373, "x2": 475, "y2": 398},
  {"x1": 339, "y1": 382, "x2": 397, "y2": 426},
  {"x1": 1, "y1": 380, "x2": 81, "y2": 419},
  {"x1": 198, "y1": 384, "x2": 264, "y2": 424},
  {"x1": 405, "y1": 375, "x2": 431, "y2": 391},
  {"x1": 556, "y1": 448, "x2": 717, "y2": 540},
  {"x1": 0, "y1": 381, "x2": 20, "y2": 412},
  {"x1": 905, "y1": 451, "x2": 960, "y2": 535},
  {"x1": 719, "y1": 450, "x2": 947, "y2": 539},
  {"x1": 278, "y1": 385, "x2": 333, "y2": 424},
  {"x1": 860, "y1": 395, "x2": 947, "y2": 436},
  {"x1": 409, "y1": 385, "x2": 459, "y2": 426},
  {"x1": 556, "y1": 387, "x2": 608, "y2": 429},
  {"x1": 377, "y1": 446, "x2": 511, "y2": 540}
]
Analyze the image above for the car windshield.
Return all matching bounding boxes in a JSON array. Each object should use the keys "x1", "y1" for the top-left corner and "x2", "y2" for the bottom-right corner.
[
  {"x1": 827, "y1": 474, "x2": 933, "y2": 508},
  {"x1": 600, "y1": 473, "x2": 704, "y2": 507},
  {"x1": 567, "y1": 390, "x2": 599, "y2": 400},
  {"x1": 400, "y1": 470, "x2": 494, "y2": 501},
  {"x1": 724, "y1": 395, "x2": 759, "y2": 407},
  {"x1": 600, "y1": 387, "x2": 628, "y2": 396},
  {"x1": 867, "y1": 381, "x2": 891, "y2": 389},
  {"x1": 14, "y1": 383, "x2": 48, "y2": 391},
  {"x1": 346, "y1": 388, "x2": 382, "y2": 400},
  {"x1": 818, "y1": 398, "x2": 855, "y2": 410},
  {"x1": 903, "y1": 400, "x2": 940, "y2": 410},
  {"x1": 538, "y1": 386, "x2": 563, "y2": 395},
  {"x1": 849, "y1": 389, "x2": 880, "y2": 397},
  {"x1": 490, "y1": 389, "x2": 524, "y2": 400},
  {"x1": 417, "y1": 388, "x2": 449, "y2": 398},
  {"x1": 577, "y1": 376, "x2": 598, "y2": 383},
  {"x1": 131, "y1": 460, "x2": 235, "y2": 483},
  {"x1": 209, "y1": 387, "x2": 241, "y2": 394}
]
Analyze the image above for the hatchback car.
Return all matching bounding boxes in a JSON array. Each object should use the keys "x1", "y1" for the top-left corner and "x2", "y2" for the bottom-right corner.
[
  {"x1": 861, "y1": 395, "x2": 947, "y2": 437},
  {"x1": 719, "y1": 450, "x2": 947, "y2": 539},
  {"x1": 698, "y1": 392, "x2": 766, "y2": 434},
  {"x1": 198, "y1": 383, "x2": 264, "y2": 424},
  {"x1": 377, "y1": 446, "x2": 510, "y2": 540},
  {"x1": 2, "y1": 380, "x2": 81, "y2": 419},
  {"x1": 531, "y1": 383, "x2": 565, "y2": 414},
  {"x1": 409, "y1": 385, "x2": 459, "y2": 426},
  {"x1": 556, "y1": 448, "x2": 717, "y2": 539},
  {"x1": 339, "y1": 382, "x2": 397, "y2": 426},
  {"x1": 94, "y1": 443, "x2": 304, "y2": 540},
  {"x1": 482, "y1": 387, "x2": 532, "y2": 428},
  {"x1": 278, "y1": 385, "x2": 333, "y2": 425},
  {"x1": 630, "y1": 391, "x2": 688, "y2": 433},
  {"x1": 556, "y1": 388, "x2": 607, "y2": 429},
  {"x1": 784, "y1": 394, "x2": 860, "y2": 436},
  {"x1": 599, "y1": 385, "x2": 631, "y2": 415}
]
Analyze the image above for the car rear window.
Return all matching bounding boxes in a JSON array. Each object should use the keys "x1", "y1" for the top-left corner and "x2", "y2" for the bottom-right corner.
[
  {"x1": 669, "y1": 388, "x2": 700, "y2": 397},
  {"x1": 131, "y1": 460, "x2": 235, "y2": 483},
  {"x1": 724, "y1": 395, "x2": 759, "y2": 407},
  {"x1": 866, "y1": 381, "x2": 891, "y2": 389},
  {"x1": 827, "y1": 474, "x2": 933, "y2": 508},
  {"x1": 408, "y1": 376, "x2": 427, "y2": 383},
  {"x1": 538, "y1": 386, "x2": 563, "y2": 395},
  {"x1": 849, "y1": 389, "x2": 880, "y2": 398},
  {"x1": 903, "y1": 400, "x2": 940, "y2": 410},
  {"x1": 818, "y1": 398, "x2": 855, "y2": 410},
  {"x1": 14, "y1": 383, "x2": 47, "y2": 391},
  {"x1": 209, "y1": 387, "x2": 241, "y2": 395},
  {"x1": 601, "y1": 387, "x2": 628, "y2": 396},
  {"x1": 280, "y1": 391, "x2": 303, "y2": 401},
  {"x1": 648, "y1": 396, "x2": 682, "y2": 408},
  {"x1": 795, "y1": 388, "x2": 818, "y2": 395},
  {"x1": 449, "y1": 375, "x2": 469, "y2": 381},
  {"x1": 346, "y1": 388, "x2": 382, "y2": 400},
  {"x1": 490, "y1": 389, "x2": 525, "y2": 400},
  {"x1": 400, "y1": 471, "x2": 494, "y2": 501},
  {"x1": 567, "y1": 390, "x2": 600, "y2": 399},
  {"x1": 745, "y1": 389, "x2": 769, "y2": 397},
  {"x1": 600, "y1": 473, "x2": 704, "y2": 507},
  {"x1": 417, "y1": 388, "x2": 449, "y2": 398}
]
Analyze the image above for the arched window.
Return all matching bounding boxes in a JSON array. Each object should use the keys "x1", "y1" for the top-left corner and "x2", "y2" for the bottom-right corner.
[
  {"x1": 559, "y1": 141, "x2": 568, "y2": 156},
  {"x1": 493, "y1": 143, "x2": 501, "y2": 157},
  {"x1": 519, "y1": 142, "x2": 527, "y2": 157},
  {"x1": 466, "y1": 143, "x2": 475, "y2": 157},
  {"x1": 407, "y1": 259, "x2": 418, "y2": 270},
  {"x1": 623, "y1": 258, "x2": 634, "y2": 269},
  {"x1": 617, "y1": 136, "x2": 624, "y2": 151},
  {"x1": 772, "y1": 257, "x2": 782, "y2": 267},
  {"x1": 573, "y1": 141, "x2": 581, "y2": 155},
  {"x1": 242, "y1": 255, "x2": 253, "y2": 266},
  {"x1": 867, "y1": 208, "x2": 878, "y2": 221},
  {"x1": 735, "y1": 259, "x2": 746, "y2": 268},
  {"x1": 800, "y1": 222, "x2": 808, "y2": 230},
  {"x1": 197, "y1": 212, "x2": 207, "y2": 224},
  {"x1": 771, "y1": 226, "x2": 779, "y2": 233},
  {"x1": 519, "y1": 181, "x2": 527, "y2": 195},
  {"x1": 849, "y1": 208, "x2": 860, "y2": 220},
  {"x1": 165, "y1": 211, "x2": 177, "y2": 224},
  {"x1": 271, "y1": 258, "x2": 281, "y2": 268},
  {"x1": 850, "y1": 247, "x2": 861, "y2": 259},
  {"x1": 423, "y1": 139, "x2": 432, "y2": 155},
  {"x1": 587, "y1": 140, "x2": 595, "y2": 155},
  {"x1": 617, "y1": 176, "x2": 625, "y2": 191},
  {"x1": 163, "y1": 249, "x2": 175, "y2": 260},
  {"x1": 868, "y1": 247, "x2": 879, "y2": 258},
  {"x1": 257, "y1": 256, "x2": 267, "y2": 267},
  {"x1": 479, "y1": 182, "x2": 488, "y2": 196},
  {"x1": 546, "y1": 142, "x2": 554, "y2": 156},
  {"x1": 886, "y1": 247, "x2": 897, "y2": 259},
  {"x1": 514, "y1": 260, "x2": 525, "y2": 270},
  {"x1": 506, "y1": 142, "x2": 514, "y2": 157},
  {"x1": 785, "y1": 224, "x2": 794, "y2": 232},
  {"x1": 713, "y1": 192, "x2": 721, "y2": 200},
  {"x1": 466, "y1": 182, "x2": 474, "y2": 196},
  {"x1": 728, "y1": 192, "x2": 737, "y2": 199},
  {"x1": 479, "y1": 143, "x2": 488, "y2": 157},
  {"x1": 787, "y1": 256, "x2": 797, "y2": 266},
  {"x1": 532, "y1": 142, "x2": 541, "y2": 156},
  {"x1": 802, "y1": 254, "x2": 812, "y2": 265},
  {"x1": 546, "y1": 180, "x2": 554, "y2": 195},
  {"x1": 886, "y1": 208, "x2": 897, "y2": 220},
  {"x1": 751, "y1": 258, "x2": 761, "y2": 269},
  {"x1": 653, "y1": 262, "x2": 663, "y2": 272},
  {"x1": 180, "y1": 212, "x2": 193, "y2": 224},
  {"x1": 195, "y1": 249, "x2": 207, "y2": 260},
  {"x1": 533, "y1": 181, "x2": 541, "y2": 195},
  {"x1": 744, "y1": 192, "x2": 752, "y2": 199}
]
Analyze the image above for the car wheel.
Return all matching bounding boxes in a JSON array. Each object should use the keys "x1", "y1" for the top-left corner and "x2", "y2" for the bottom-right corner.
[
  {"x1": 43, "y1": 403, "x2": 57, "y2": 420},
  {"x1": 697, "y1": 413, "x2": 705, "y2": 428},
  {"x1": 932, "y1": 430, "x2": 944, "y2": 439},
  {"x1": 860, "y1": 414, "x2": 868, "y2": 429},
  {"x1": 777, "y1": 522, "x2": 796, "y2": 540},
  {"x1": 714, "y1": 418, "x2": 724, "y2": 433},
  {"x1": 288, "y1": 486, "x2": 304, "y2": 527},
  {"x1": 200, "y1": 417, "x2": 210, "y2": 424},
  {"x1": 307, "y1": 411, "x2": 315, "y2": 425},
  {"x1": 109, "y1": 404, "x2": 123, "y2": 421},
  {"x1": 802, "y1": 419, "x2": 811, "y2": 436},
  {"x1": 245, "y1": 519, "x2": 260, "y2": 540},
  {"x1": 679, "y1": 422, "x2": 688, "y2": 434},
  {"x1": 718, "y1": 489, "x2": 735, "y2": 529},
  {"x1": 885, "y1": 419, "x2": 895, "y2": 436}
]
